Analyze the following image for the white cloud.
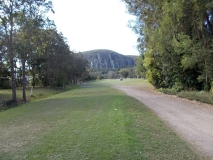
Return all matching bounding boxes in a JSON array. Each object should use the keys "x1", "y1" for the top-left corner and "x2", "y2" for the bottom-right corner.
[{"x1": 49, "y1": 0, "x2": 139, "y2": 55}]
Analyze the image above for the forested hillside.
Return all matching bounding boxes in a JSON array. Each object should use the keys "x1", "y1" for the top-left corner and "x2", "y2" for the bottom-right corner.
[
  {"x1": 0, "y1": 0, "x2": 88, "y2": 103},
  {"x1": 124, "y1": 0, "x2": 213, "y2": 91}
]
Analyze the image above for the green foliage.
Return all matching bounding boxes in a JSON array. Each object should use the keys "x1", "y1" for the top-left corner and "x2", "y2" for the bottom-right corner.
[
  {"x1": 107, "y1": 70, "x2": 117, "y2": 79},
  {"x1": 158, "y1": 88, "x2": 177, "y2": 95},
  {"x1": 135, "y1": 54, "x2": 147, "y2": 78},
  {"x1": 88, "y1": 68, "x2": 120, "y2": 79},
  {"x1": 0, "y1": 0, "x2": 88, "y2": 102},
  {"x1": 119, "y1": 68, "x2": 129, "y2": 79},
  {"x1": 0, "y1": 67, "x2": 10, "y2": 89},
  {"x1": 97, "y1": 75, "x2": 104, "y2": 80},
  {"x1": 172, "y1": 81, "x2": 184, "y2": 92},
  {"x1": 0, "y1": 78, "x2": 10, "y2": 89},
  {"x1": 210, "y1": 81, "x2": 213, "y2": 93},
  {"x1": 0, "y1": 0, "x2": 54, "y2": 102},
  {"x1": 124, "y1": 0, "x2": 213, "y2": 91},
  {"x1": 177, "y1": 91, "x2": 213, "y2": 105},
  {"x1": 143, "y1": 49, "x2": 165, "y2": 88},
  {"x1": 88, "y1": 68, "x2": 138, "y2": 80},
  {"x1": 159, "y1": 88, "x2": 213, "y2": 105}
]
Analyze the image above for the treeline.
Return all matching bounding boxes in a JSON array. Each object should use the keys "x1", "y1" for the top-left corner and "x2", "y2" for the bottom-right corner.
[
  {"x1": 124, "y1": 0, "x2": 213, "y2": 91},
  {"x1": 88, "y1": 67, "x2": 141, "y2": 80},
  {"x1": 0, "y1": 0, "x2": 88, "y2": 102}
]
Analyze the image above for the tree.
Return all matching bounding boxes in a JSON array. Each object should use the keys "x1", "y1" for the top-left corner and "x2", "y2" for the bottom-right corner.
[
  {"x1": 26, "y1": 29, "x2": 88, "y2": 88},
  {"x1": 0, "y1": 0, "x2": 53, "y2": 102},
  {"x1": 136, "y1": 54, "x2": 146, "y2": 78},
  {"x1": 107, "y1": 71, "x2": 116, "y2": 79},
  {"x1": 70, "y1": 53, "x2": 88, "y2": 84},
  {"x1": 123, "y1": 0, "x2": 213, "y2": 91},
  {"x1": 0, "y1": 0, "x2": 19, "y2": 102},
  {"x1": 16, "y1": 1, "x2": 53, "y2": 101},
  {"x1": 46, "y1": 31, "x2": 71, "y2": 87},
  {"x1": 29, "y1": 29, "x2": 71, "y2": 87},
  {"x1": 119, "y1": 68, "x2": 129, "y2": 79}
]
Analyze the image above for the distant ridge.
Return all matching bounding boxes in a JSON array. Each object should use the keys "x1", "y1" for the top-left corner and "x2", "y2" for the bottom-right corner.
[{"x1": 81, "y1": 49, "x2": 136, "y2": 69}]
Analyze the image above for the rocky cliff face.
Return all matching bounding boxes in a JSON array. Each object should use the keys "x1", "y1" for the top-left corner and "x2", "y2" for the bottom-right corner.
[{"x1": 81, "y1": 49, "x2": 135, "y2": 69}]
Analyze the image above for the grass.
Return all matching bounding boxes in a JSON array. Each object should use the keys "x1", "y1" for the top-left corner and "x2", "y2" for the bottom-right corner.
[
  {"x1": 159, "y1": 88, "x2": 213, "y2": 105},
  {"x1": 84, "y1": 78, "x2": 154, "y2": 91},
  {"x1": 0, "y1": 79, "x2": 204, "y2": 159},
  {"x1": 177, "y1": 90, "x2": 213, "y2": 104},
  {"x1": 0, "y1": 85, "x2": 78, "y2": 111}
]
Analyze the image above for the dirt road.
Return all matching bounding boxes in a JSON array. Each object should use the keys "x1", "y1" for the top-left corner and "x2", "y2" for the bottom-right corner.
[{"x1": 115, "y1": 86, "x2": 213, "y2": 159}]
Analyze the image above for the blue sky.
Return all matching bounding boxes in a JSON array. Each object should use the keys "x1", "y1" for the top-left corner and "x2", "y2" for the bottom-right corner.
[{"x1": 48, "y1": 0, "x2": 139, "y2": 55}]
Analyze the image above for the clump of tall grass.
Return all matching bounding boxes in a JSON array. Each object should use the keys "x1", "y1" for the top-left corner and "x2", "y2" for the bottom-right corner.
[
  {"x1": 158, "y1": 87, "x2": 213, "y2": 105},
  {"x1": 177, "y1": 91, "x2": 213, "y2": 105}
]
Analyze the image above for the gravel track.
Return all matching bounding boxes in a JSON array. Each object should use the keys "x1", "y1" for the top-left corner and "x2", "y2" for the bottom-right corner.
[{"x1": 115, "y1": 86, "x2": 213, "y2": 159}]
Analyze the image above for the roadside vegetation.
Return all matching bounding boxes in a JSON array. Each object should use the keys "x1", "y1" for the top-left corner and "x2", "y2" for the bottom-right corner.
[
  {"x1": 159, "y1": 88, "x2": 213, "y2": 105},
  {"x1": 0, "y1": 79, "x2": 204, "y2": 159},
  {"x1": 124, "y1": 0, "x2": 213, "y2": 93},
  {"x1": 122, "y1": 1, "x2": 213, "y2": 106},
  {"x1": 0, "y1": 0, "x2": 88, "y2": 105},
  {"x1": 96, "y1": 79, "x2": 213, "y2": 106}
]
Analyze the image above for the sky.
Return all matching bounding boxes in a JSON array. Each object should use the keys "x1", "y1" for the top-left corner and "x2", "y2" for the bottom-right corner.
[{"x1": 48, "y1": 0, "x2": 139, "y2": 55}]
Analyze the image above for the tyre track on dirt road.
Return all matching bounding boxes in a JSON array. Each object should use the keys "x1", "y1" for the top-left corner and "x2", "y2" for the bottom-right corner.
[{"x1": 115, "y1": 86, "x2": 213, "y2": 159}]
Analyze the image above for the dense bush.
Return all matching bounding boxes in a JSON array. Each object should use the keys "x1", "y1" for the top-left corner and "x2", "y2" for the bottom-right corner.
[{"x1": 124, "y1": 0, "x2": 213, "y2": 91}]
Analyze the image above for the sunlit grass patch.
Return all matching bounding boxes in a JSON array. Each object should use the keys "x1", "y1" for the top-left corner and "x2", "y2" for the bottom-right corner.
[
  {"x1": 0, "y1": 85, "x2": 79, "y2": 111},
  {"x1": 84, "y1": 78, "x2": 154, "y2": 91}
]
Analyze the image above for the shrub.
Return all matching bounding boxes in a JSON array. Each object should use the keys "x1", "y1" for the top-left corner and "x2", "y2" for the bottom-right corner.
[
  {"x1": 177, "y1": 91, "x2": 213, "y2": 104},
  {"x1": 158, "y1": 88, "x2": 177, "y2": 95},
  {"x1": 172, "y1": 81, "x2": 184, "y2": 92},
  {"x1": 211, "y1": 81, "x2": 213, "y2": 93}
]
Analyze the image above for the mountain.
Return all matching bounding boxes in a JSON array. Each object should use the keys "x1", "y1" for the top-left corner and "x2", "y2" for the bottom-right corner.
[{"x1": 81, "y1": 49, "x2": 136, "y2": 69}]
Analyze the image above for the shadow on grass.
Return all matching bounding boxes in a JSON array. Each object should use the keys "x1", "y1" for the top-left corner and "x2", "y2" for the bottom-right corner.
[{"x1": 0, "y1": 84, "x2": 81, "y2": 112}]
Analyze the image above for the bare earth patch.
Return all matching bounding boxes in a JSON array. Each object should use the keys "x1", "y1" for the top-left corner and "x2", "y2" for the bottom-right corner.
[{"x1": 114, "y1": 86, "x2": 213, "y2": 159}]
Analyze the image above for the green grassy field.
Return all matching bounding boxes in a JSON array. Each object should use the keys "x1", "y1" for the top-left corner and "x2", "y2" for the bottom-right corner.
[
  {"x1": 0, "y1": 86, "x2": 78, "y2": 111},
  {"x1": 82, "y1": 79, "x2": 155, "y2": 92},
  {"x1": 0, "y1": 79, "x2": 204, "y2": 159}
]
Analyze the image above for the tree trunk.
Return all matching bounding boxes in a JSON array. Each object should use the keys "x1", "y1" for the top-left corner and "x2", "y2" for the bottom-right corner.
[
  {"x1": 9, "y1": 6, "x2": 16, "y2": 103},
  {"x1": 10, "y1": 58, "x2": 17, "y2": 103},
  {"x1": 22, "y1": 59, "x2": 26, "y2": 102},
  {"x1": 31, "y1": 65, "x2": 35, "y2": 87}
]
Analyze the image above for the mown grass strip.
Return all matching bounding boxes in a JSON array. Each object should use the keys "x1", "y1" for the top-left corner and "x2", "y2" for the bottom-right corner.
[
  {"x1": 0, "y1": 85, "x2": 78, "y2": 111},
  {"x1": 0, "y1": 81, "x2": 203, "y2": 159}
]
